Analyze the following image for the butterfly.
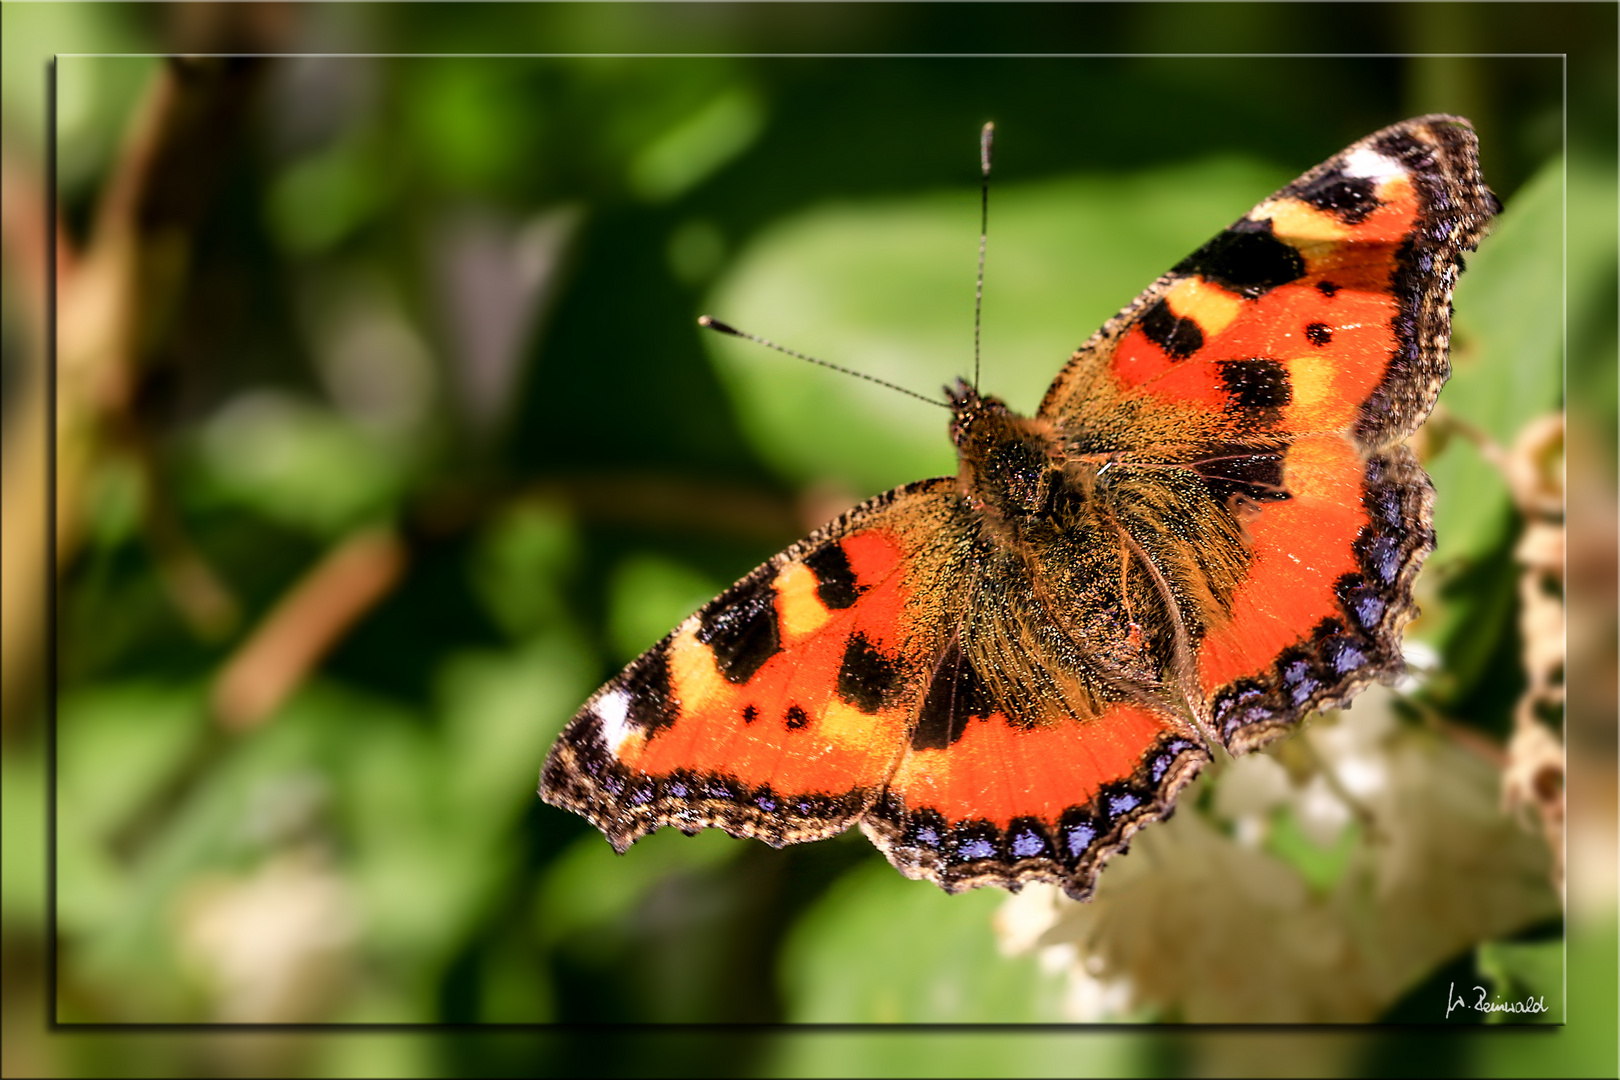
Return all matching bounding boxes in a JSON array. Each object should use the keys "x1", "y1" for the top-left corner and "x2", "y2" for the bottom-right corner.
[{"x1": 541, "y1": 115, "x2": 1498, "y2": 900}]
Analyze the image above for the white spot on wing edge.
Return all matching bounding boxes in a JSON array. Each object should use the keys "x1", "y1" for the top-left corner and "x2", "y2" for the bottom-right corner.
[
  {"x1": 1341, "y1": 147, "x2": 1404, "y2": 182},
  {"x1": 595, "y1": 688, "x2": 635, "y2": 754}
]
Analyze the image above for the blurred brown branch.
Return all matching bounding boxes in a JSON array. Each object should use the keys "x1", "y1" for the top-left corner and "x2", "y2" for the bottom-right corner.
[
  {"x1": 55, "y1": 57, "x2": 270, "y2": 644},
  {"x1": 0, "y1": 145, "x2": 55, "y2": 732},
  {"x1": 213, "y1": 525, "x2": 407, "y2": 732},
  {"x1": 206, "y1": 472, "x2": 799, "y2": 734}
]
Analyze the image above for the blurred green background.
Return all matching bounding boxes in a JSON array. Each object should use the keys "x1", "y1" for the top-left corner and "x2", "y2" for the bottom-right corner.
[{"x1": 3, "y1": 3, "x2": 1616, "y2": 1077}]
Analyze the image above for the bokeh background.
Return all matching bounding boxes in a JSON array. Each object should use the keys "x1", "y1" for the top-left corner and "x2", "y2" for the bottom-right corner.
[{"x1": 4, "y1": 3, "x2": 1616, "y2": 1077}]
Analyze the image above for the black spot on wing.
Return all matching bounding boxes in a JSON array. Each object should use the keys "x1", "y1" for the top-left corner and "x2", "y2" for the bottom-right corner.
[
  {"x1": 1355, "y1": 530, "x2": 1404, "y2": 588},
  {"x1": 1305, "y1": 322, "x2": 1333, "y2": 346},
  {"x1": 912, "y1": 640, "x2": 993, "y2": 749},
  {"x1": 1193, "y1": 447, "x2": 1290, "y2": 505},
  {"x1": 592, "y1": 646, "x2": 678, "y2": 737},
  {"x1": 899, "y1": 805, "x2": 948, "y2": 853},
  {"x1": 1174, "y1": 217, "x2": 1305, "y2": 299},
  {"x1": 1368, "y1": 130, "x2": 1427, "y2": 172},
  {"x1": 1294, "y1": 171, "x2": 1381, "y2": 225},
  {"x1": 837, "y1": 632, "x2": 903, "y2": 714},
  {"x1": 1315, "y1": 279, "x2": 1341, "y2": 298},
  {"x1": 804, "y1": 542, "x2": 863, "y2": 609},
  {"x1": 1211, "y1": 683, "x2": 1271, "y2": 745},
  {"x1": 1219, "y1": 358, "x2": 1292, "y2": 413},
  {"x1": 1279, "y1": 651, "x2": 1323, "y2": 705},
  {"x1": 696, "y1": 577, "x2": 781, "y2": 684},
  {"x1": 1138, "y1": 297, "x2": 1204, "y2": 360},
  {"x1": 785, "y1": 704, "x2": 809, "y2": 730}
]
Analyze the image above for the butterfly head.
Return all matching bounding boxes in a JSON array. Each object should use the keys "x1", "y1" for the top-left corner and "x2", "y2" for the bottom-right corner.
[{"x1": 946, "y1": 379, "x2": 1062, "y2": 518}]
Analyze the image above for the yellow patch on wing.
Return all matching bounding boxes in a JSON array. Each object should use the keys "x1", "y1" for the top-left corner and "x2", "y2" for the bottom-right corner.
[
  {"x1": 774, "y1": 560, "x2": 832, "y2": 642},
  {"x1": 1283, "y1": 352, "x2": 1338, "y2": 427},
  {"x1": 1165, "y1": 277, "x2": 1242, "y2": 337},
  {"x1": 1260, "y1": 198, "x2": 1352, "y2": 244},
  {"x1": 667, "y1": 622, "x2": 731, "y2": 713},
  {"x1": 814, "y1": 697, "x2": 908, "y2": 757},
  {"x1": 1374, "y1": 173, "x2": 1414, "y2": 207}
]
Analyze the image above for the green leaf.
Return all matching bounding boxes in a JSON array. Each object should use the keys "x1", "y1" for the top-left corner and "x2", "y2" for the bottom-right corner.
[
  {"x1": 51, "y1": 54, "x2": 160, "y2": 195},
  {"x1": 402, "y1": 59, "x2": 529, "y2": 194},
  {"x1": 468, "y1": 499, "x2": 582, "y2": 637},
  {"x1": 606, "y1": 553, "x2": 723, "y2": 664},
  {"x1": 190, "y1": 391, "x2": 409, "y2": 536},
  {"x1": 763, "y1": 1030, "x2": 1146, "y2": 1078},
  {"x1": 437, "y1": 630, "x2": 598, "y2": 827},
  {"x1": 780, "y1": 858, "x2": 1065, "y2": 1023},
  {"x1": 1408, "y1": 156, "x2": 1567, "y2": 725},
  {"x1": 57, "y1": 683, "x2": 208, "y2": 847},
  {"x1": 1476, "y1": 938, "x2": 1563, "y2": 1023},
  {"x1": 1265, "y1": 808, "x2": 1359, "y2": 894},
  {"x1": 630, "y1": 86, "x2": 766, "y2": 202},
  {"x1": 533, "y1": 827, "x2": 742, "y2": 958},
  {"x1": 266, "y1": 138, "x2": 389, "y2": 254}
]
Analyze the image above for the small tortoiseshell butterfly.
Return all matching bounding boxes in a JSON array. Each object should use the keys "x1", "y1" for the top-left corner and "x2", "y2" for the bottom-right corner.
[{"x1": 541, "y1": 116, "x2": 1498, "y2": 900}]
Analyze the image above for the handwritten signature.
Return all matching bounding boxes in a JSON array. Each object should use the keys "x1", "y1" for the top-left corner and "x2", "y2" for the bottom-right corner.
[{"x1": 1446, "y1": 981, "x2": 1548, "y2": 1019}]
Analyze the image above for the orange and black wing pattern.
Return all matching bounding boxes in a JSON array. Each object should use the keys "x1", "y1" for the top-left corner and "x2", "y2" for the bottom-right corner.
[
  {"x1": 542, "y1": 473, "x2": 1211, "y2": 900},
  {"x1": 1037, "y1": 114, "x2": 1496, "y2": 752},
  {"x1": 542, "y1": 480, "x2": 965, "y2": 852}
]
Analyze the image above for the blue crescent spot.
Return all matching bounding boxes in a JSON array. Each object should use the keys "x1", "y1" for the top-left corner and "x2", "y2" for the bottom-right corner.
[
  {"x1": 957, "y1": 837, "x2": 996, "y2": 860},
  {"x1": 1333, "y1": 644, "x2": 1368, "y2": 675},
  {"x1": 1108, "y1": 792, "x2": 1140, "y2": 816}
]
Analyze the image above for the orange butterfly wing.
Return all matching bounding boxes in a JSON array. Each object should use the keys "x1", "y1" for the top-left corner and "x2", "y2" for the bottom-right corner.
[{"x1": 542, "y1": 480, "x2": 964, "y2": 851}]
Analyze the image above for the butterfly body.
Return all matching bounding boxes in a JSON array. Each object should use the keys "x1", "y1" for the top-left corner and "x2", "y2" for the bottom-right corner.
[{"x1": 541, "y1": 116, "x2": 1497, "y2": 900}]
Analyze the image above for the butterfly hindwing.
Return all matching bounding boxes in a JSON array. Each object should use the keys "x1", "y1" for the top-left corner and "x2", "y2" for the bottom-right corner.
[
  {"x1": 864, "y1": 683, "x2": 1208, "y2": 900},
  {"x1": 864, "y1": 506, "x2": 1217, "y2": 900}
]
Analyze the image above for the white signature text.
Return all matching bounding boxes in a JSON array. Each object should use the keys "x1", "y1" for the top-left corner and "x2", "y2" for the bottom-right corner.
[{"x1": 1446, "y1": 981, "x2": 1548, "y2": 1019}]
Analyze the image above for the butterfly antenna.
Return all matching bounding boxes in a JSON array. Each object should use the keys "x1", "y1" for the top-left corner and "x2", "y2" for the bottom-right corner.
[
  {"x1": 973, "y1": 120, "x2": 993, "y2": 394},
  {"x1": 698, "y1": 316, "x2": 948, "y2": 409}
]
